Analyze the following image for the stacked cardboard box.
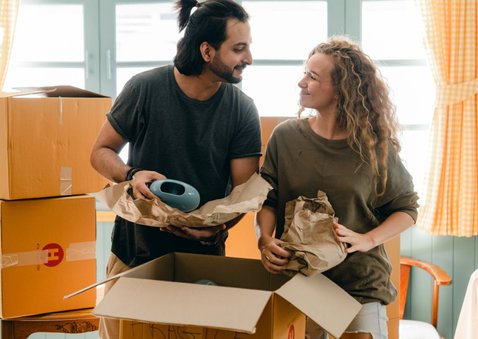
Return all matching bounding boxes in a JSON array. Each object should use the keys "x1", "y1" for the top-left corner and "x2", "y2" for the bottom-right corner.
[{"x1": 0, "y1": 86, "x2": 112, "y2": 318}]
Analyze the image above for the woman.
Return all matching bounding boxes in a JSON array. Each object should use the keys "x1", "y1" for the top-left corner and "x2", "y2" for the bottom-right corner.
[{"x1": 256, "y1": 36, "x2": 419, "y2": 339}]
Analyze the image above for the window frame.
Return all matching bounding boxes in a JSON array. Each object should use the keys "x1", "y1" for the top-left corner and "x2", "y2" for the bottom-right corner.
[
  {"x1": 5, "y1": 0, "x2": 101, "y2": 91},
  {"x1": 5, "y1": 0, "x2": 432, "y2": 195}
]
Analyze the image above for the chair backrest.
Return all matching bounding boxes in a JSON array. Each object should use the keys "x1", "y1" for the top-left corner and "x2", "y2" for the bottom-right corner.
[{"x1": 399, "y1": 257, "x2": 452, "y2": 328}]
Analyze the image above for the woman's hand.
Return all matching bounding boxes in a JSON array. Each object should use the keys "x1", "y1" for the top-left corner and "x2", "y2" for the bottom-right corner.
[
  {"x1": 335, "y1": 223, "x2": 375, "y2": 253},
  {"x1": 258, "y1": 235, "x2": 291, "y2": 274},
  {"x1": 335, "y1": 212, "x2": 415, "y2": 253}
]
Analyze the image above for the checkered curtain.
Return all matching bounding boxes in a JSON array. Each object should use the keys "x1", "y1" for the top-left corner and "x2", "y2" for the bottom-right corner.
[
  {"x1": 417, "y1": 0, "x2": 478, "y2": 236},
  {"x1": 0, "y1": 0, "x2": 20, "y2": 90}
]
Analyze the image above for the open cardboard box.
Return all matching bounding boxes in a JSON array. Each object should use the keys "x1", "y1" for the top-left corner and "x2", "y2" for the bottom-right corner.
[
  {"x1": 85, "y1": 253, "x2": 361, "y2": 338},
  {"x1": 0, "y1": 85, "x2": 111, "y2": 200}
]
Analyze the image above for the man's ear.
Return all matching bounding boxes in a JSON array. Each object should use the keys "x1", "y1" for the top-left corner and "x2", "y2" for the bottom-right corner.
[{"x1": 200, "y1": 42, "x2": 214, "y2": 62}]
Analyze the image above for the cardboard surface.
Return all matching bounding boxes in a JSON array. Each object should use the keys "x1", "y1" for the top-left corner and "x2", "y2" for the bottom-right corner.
[
  {"x1": 0, "y1": 195, "x2": 97, "y2": 318},
  {"x1": 119, "y1": 297, "x2": 304, "y2": 339},
  {"x1": 93, "y1": 253, "x2": 361, "y2": 338},
  {"x1": 0, "y1": 85, "x2": 111, "y2": 200},
  {"x1": 96, "y1": 278, "x2": 271, "y2": 332},
  {"x1": 276, "y1": 273, "x2": 361, "y2": 337},
  {"x1": 385, "y1": 236, "x2": 400, "y2": 339}
]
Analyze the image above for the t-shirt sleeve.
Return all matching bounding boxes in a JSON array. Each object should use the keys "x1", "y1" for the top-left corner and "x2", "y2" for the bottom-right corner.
[
  {"x1": 228, "y1": 97, "x2": 262, "y2": 159},
  {"x1": 260, "y1": 129, "x2": 279, "y2": 208},
  {"x1": 107, "y1": 76, "x2": 144, "y2": 143},
  {"x1": 375, "y1": 150, "x2": 420, "y2": 222}
]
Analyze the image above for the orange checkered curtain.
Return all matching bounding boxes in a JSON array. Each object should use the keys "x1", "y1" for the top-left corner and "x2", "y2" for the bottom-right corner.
[
  {"x1": 0, "y1": 0, "x2": 20, "y2": 89},
  {"x1": 417, "y1": 0, "x2": 478, "y2": 236}
]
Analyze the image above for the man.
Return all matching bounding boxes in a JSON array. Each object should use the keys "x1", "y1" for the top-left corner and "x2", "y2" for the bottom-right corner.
[{"x1": 90, "y1": 0, "x2": 261, "y2": 338}]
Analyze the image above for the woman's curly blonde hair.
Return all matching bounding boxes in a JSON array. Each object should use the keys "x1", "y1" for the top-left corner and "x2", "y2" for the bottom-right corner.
[{"x1": 300, "y1": 36, "x2": 401, "y2": 196}]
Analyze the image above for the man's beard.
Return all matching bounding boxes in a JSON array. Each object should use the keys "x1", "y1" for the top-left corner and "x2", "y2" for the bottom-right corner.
[{"x1": 210, "y1": 56, "x2": 245, "y2": 84}]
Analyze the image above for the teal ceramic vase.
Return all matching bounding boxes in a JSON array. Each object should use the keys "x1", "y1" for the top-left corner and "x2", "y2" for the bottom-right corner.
[{"x1": 149, "y1": 179, "x2": 200, "y2": 212}]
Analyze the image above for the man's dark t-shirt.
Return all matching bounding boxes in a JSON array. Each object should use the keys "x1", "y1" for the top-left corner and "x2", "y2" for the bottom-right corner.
[{"x1": 107, "y1": 65, "x2": 261, "y2": 267}]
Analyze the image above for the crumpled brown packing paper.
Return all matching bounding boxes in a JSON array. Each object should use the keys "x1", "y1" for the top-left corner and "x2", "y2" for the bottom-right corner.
[
  {"x1": 96, "y1": 173, "x2": 272, "y2": 227},
  {"x1": 279, "y1": 191, "x2": 347, "y2": 276}
]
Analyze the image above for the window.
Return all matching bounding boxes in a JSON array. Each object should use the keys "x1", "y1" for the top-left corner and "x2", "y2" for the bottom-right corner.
[
  {"x1": 4, "y1": 0, "x2": 100, "y2": 91},
  {"x1": 359, "y1": 0, "x2": 434, "y2": 194},
  {"x1": 113, "y1": 2, "x2": 183, "y2": 93},
  {"x1": 242, "y1": 1, "x2": 328, "y2": 117},
  {"x1": 5, "y1": 0, "x2": 433, "y2": 194}
]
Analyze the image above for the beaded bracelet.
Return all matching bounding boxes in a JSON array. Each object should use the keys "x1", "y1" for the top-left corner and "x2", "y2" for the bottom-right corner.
[{"x1": 125, "y1": 167, "x2": 143, "y2": 181}]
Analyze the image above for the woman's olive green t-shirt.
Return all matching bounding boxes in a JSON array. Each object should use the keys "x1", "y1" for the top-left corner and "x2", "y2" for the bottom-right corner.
[{"x1": 261, "y1": 118, "x2": 419, "y2": 304}]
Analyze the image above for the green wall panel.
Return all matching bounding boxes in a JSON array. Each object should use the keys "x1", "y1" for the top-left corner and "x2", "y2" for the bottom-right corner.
[
  {"x1": 401, "y1": 227, "x2": 478, "y2": 339},
  {"x1": 432, "y1": 235, "x2": 454, "y2": 339}
]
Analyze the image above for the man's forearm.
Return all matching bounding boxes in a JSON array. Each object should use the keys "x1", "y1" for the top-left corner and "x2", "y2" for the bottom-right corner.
[{"x1": 91, "y1": 147, "x2": 129, "y2": 183}]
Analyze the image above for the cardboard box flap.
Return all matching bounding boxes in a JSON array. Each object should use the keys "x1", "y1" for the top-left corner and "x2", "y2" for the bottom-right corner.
[
  {"x1": 276, "y1": 273, "x2": 362, "y2": 338},
  {"x1": 8, "y1": 85, "x2": 108, "y2": 98},
  {"x1": 0, "y1": 91, "x2": 22, "y2": 98},
  {"x1": 94, "y1": 277, "x2": 273, "y2": 334},
  {"x1": 65, "y1": 253, "x2": 288, "y2": 300}
]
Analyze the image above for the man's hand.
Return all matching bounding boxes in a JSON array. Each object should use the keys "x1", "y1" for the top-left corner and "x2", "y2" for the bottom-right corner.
[
  {"x1": 129, "y1": 170, "x2": 165, "y2": 200},
  {"x1": 162, "y1": 224, "x2": 227, "y2": 243}
]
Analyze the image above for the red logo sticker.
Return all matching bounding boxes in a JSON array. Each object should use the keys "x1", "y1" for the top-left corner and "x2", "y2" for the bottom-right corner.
[
  {"x1": 288, "y1": 323, "x2": 295, "y2": 339},
  {"x1": 42, "y1": 243, "x2": 64, "y2": 267}
]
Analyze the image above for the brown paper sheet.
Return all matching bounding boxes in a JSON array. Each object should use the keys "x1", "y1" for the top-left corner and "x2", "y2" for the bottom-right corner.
[
  {"x1": 279, "y1": 191, "x2": 347, "y2": 276},
  {"x1": 96, "y1": 173, "x2": 272, "y2": 227}
]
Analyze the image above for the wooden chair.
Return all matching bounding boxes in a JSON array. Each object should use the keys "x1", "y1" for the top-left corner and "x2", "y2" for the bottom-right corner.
[
  {"x1": 1, "y1": 308, "x2": 98, "y2": 339},
  {"x1": 399, "y1": 257, "x2": 452, "y2": 339}
]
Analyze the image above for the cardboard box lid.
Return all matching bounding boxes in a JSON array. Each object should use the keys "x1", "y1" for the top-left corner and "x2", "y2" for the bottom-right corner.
[
  {"x1": 277, "y1": 273, "x2": 362, "y2": 337},
  {"x1": 94, "y1": 277, "x2": 273, "y2": 333},
  {"x1": 82, "y1": 253, "x2": 361, "y2": 337},
  {"x1": 0, "y1": 85, "x2": 109, "y2": 98}
]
